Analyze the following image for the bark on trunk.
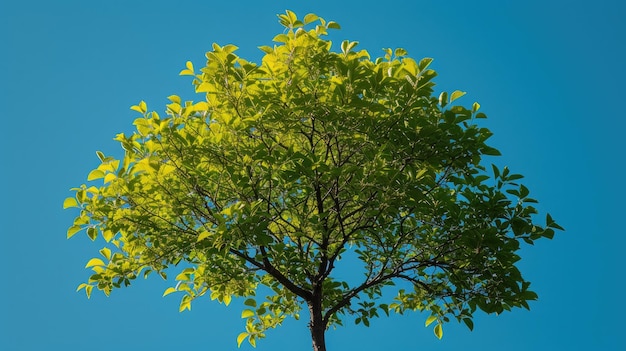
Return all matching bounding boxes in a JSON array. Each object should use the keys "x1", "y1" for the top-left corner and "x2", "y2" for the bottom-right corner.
[{"x1": 308, "y1": 298, "x2": 327, "y2": 351}]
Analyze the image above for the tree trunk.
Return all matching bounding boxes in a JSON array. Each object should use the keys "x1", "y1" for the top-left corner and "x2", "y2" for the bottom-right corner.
[{"x1": 308, "y1": 297, "x2": 327, "y2": 351}]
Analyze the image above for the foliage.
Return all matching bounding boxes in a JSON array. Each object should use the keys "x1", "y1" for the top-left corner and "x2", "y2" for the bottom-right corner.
[{"x1": 65, "y1": 10, "x2": 562, "y2": 350}]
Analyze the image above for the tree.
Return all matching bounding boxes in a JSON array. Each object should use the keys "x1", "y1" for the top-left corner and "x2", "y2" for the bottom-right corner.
[{"x1": 65, "y1": 11, "x2": 562, "y2": 351}]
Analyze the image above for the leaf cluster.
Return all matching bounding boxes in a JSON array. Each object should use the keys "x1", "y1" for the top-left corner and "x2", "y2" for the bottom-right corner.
[{"x1": 65, "y1": 10, "x2": 561, "y2": 346}]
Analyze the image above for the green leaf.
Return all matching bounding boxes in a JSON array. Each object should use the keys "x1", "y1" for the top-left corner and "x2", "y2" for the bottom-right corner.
[
  {"x1": 425, "y1": 315, "x2": 437, "y2": 327},
  {"x1": 241, "y1": 309, "x2": 255, "y2": 318},
  {"x1": 463, "y1": 318, "x2": 474, "y2": 331},
  {"x1": 482, "y1": 146, "x2": 501, "y2": 156},
  {"x1": 96, "y1": 151, "x2": 105, "y2": 161},
  {"x1": 492, "y1": 164, "x2": 500, "y2": 178},
  {"x1": 85, "y1": 258, "x2": 105, "y2": 268},
  {"x1": 434, "y1": 324, "x2": 443, "y2": 339},
  {"x1": 237, "y1": 332, "x2": 249, "y2": 347},
  {"x1": 327, "y1": 21, "x2": 341, "y2": 29},
  {"x1": 87, "y1": 227, "x2": 97, "y2": 241},
  {"x1": 244, "y1": 298, "x2": 257, "y2": 307},
  {"x1": 63, "y1": 197, "x2": 78, "y2": 209}
]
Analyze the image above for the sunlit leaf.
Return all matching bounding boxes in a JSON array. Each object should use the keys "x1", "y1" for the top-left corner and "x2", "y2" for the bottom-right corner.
[
  {"x1": 472, "y1": 102, "x2": 481, "y2": 113},
  {"x1": 241, "y1": 309, "x2": 255, "y2": 318},
  {"x1": 450, "y1": 90, "x2": 466, "y2": 102},
  {"x1": 66, "y1": 225, "x2": 82, "y2": 239},
  {"x1": 63, "y1": 197, "x2": 78, "y2": 209},
  {"x1": 163, "y1": 287, "x2": 177, "y2": 297},
  {"x1": 425, "y1": 315, "x2": 437, "y2": 327},
  {"x1": 303, "y1": 13, "x2": 319, "y2": 24},
  {"x1": 237, "y1": 332, "x2": 249, "y2": 347},
  {"x1": 87, "y1": 169, "x2": 105, "y2": 181},
  {"x1": 99, "y1": 247, "x2": 111, "y2": 260},
  {"x1": 196, "y1": 231, "x2": 211, "y2": 242},
  {"x1": 85, "y1": 258, "x2": 105, "y2": 268}
]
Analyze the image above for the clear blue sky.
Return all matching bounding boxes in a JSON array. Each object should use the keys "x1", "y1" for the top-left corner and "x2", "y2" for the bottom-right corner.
[{"x1": 1, "y1": 1, "x2": 624, "y2": 350}]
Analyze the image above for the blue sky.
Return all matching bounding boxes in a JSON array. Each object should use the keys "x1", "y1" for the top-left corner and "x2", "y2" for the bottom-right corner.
[{"x1": 1, "y1": 0, "x2": 624, "y2": 350}]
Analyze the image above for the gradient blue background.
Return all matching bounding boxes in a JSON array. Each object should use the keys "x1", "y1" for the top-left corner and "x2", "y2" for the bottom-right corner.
[{"x1": 1, "y1": 1, "x2": 624, "y2": 350}]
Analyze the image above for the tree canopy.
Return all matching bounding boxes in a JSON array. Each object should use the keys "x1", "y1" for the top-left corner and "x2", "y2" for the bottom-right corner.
[{"x1": 65, "y1": 11, "x2": 562, "y2": 351}]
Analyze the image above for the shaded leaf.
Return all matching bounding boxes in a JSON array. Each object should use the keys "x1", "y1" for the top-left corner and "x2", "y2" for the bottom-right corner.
[{"x1": 434, "y1": 324, "x2": 443, "y2": 339}]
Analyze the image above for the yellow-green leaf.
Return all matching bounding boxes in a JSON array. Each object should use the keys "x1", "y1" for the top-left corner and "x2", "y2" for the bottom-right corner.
[
  {"x1": 102, "y1": 229, "x2": 114, "y2": 242},
  {"x1": 63, "y1": 197, "x2": 78, "y2": 209},
  {"x1": 179, "y1": 295, "x2": 192, "y2": 312},
  {"x1": 197, "y1": 231, "x2": 211, "y2": 242},
  {"x1": 450, "y1": 90, "x2": 466, "y2": 103},
  {"x1": 434, "y1": 324, "x2": 443, "y2": 339},
  {"x1": 327, "y1": 21, "x2": 341, "y2": 29},
  {"x1": 241, "y1": 309, "x2": 255, "y2": 318},
  {"x1": 99, "y1": 247, "x2": 111, "y2": 260},
  {"x1": 425, "y1": 315, "x2": 437, "y2": 327},
  {"x1": 237, "y1": 332, "x2": 248, "y2": 347},
  {"x1": 85, "y1": 258, "x2": 105, "y2": 268},
  {"x1": 472, "y1": 102, "x2": 481, "y2": 113},
  {"x1": 167, "y1": 95, "x2": 181, "y2": 104},
  {"x1": 103, "y1": 173, "x2": 116, "y2": 184},
  {"x1": 87, "y1": 169, "x2": 105, "y2": 181},
  {"x1": 67, "y1": 225, "x2": 82, "y2": 239},
  {"x1": 130, "y1": 100, "x2": 147, "y2": 114},
  {"x1": 179, "y1": 61, "x2": 195, "y2": 76},
  {"x1": 163, "y1": 287, "x2": 177, "y2": 297},
  {"x1": 273, "y1": 34, "x2": 289, "y2": 43},
  {"x1": 303, "y1": 13, "x2": 319, "y2": 24}
]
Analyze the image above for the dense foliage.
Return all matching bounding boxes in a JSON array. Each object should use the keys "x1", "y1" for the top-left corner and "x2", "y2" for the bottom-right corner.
[{"x1": 65, "y1": 11, "x2": 561, "y2": 351}]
